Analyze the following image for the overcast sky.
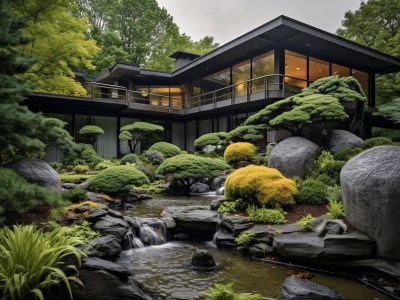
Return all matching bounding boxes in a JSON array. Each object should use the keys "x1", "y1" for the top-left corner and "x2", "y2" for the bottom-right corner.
[{"x1": 156, "y1": 0, "x2": 362, "y2": 44}]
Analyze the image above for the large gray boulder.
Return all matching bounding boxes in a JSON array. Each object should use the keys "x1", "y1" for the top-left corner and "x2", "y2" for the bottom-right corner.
[
  {"x1": 327, "y1": 130, "x2": 363, "y2": 154},
  {"x1": 191, "y1": 249, "x2": 217, "y2": 270},
  {"x1": 273, "y1": 233, "x2": 324, "y2": 261},
  {"x1": 5, "y1": 158, "x2": 61, "y2": 191},
  {"x1": 279, "y1": 277, "x2": 346, "y2": 300},
  {"x1": 88, "y1": 235, "x2": 122, "y2": 258},
  {"x1": 268, "y1": 137, "x2": 320, "y2": 178},
  {"x1": 94, "y1": 215, "x2": 129, "y2": 242},
  {"x1": 341, "y1": 146, "x2": 400, "y2": 260}
]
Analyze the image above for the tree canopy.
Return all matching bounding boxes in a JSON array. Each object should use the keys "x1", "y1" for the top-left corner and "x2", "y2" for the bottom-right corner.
[
  {"x1": 79, "y1": 125, "x2": 104, "y2": 147},
  {"x1": 119, "y1": 121, "x2": 164, "y2": 153},
  {"x1": 337, "y1": 0, "x2": 400, "y2": 104},
  {"x1": 245, "y1": 76, "x2": 366, "y2": 139},
  {"x1": 0, "y1": 3, "x2": 78, "y2": 163},
  {"x1": 375, "y1": 98, "x2": 400, "y2": 124},
  {"x1": 76, "y1": 0, "x2": 219, "y2": 72},
  {"x1": 226, "y1": 125, "x2": 265, "y2": 143},
  {"x1": 8, "y1": 0, "x2": 99, "y2": 95},
  {"x1": 157, "y1": 154, "x2": 230, "y2": 194},
  {"x1": 194, "y1": 132, "x2": 228, "y2": 150}
]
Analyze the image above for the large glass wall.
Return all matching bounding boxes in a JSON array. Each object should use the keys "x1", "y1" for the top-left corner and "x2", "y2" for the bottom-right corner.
[
  {"x1": 332, "y1": 63, "x2": 350, "y2": 77},
  {"x1": 285, "y1": 50, "x2": 307, "y2": 89},
  {"x1": 170, "y1": 86, "x2": 183, "y2": 109},
  {"x1": 232, "y1": 60, "x2": 251, "y2": 97},
  {"x1": 150, "y1": 86, "x2": 170, "y2": 107},
  {"x1": 202, "y1": 68, "x2": 231, "y2": 102},
  {"x1": 252, "y1": 51, "x2": 275, "y2": 92},
  {"x1": 309, "y1": 57, "x2": 329, "y2": 82},
  {"x1": 132, "y1": 85, "x2": 184, "y2": 108},
  {"x1": 352, "y1": 69, "x2": 369, "y2": 97}
]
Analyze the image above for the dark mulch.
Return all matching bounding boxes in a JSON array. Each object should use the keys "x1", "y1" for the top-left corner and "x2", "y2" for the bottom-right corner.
[
  {"x1": 5, "y1": 205, "x2": 53, "y2": 226},
  {"x1": 285, "y1": 203, "x2": 328, "y2": 223}
]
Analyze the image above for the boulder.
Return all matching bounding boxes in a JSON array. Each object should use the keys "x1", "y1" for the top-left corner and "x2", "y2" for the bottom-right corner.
[
  {"x1": 94, "y1": 215, "x2": 129, "y2": 241},
  {"x1": 86, "y1": 208, "x2": 108, "y2": 220},
  {"x1": 5, "y1": 158, "x2": 61, "y2": 191},
  {"x1": 202, "y1": 144, "x2": 217, "y2": 153},
  {"x1": 245, "y1": 225, "x2": 273, "y2": 244},
  {"x1": 214, "y1": 231, "x2": 237, "y2": 248},
  {"x1": 315, "y1": 219, "x2": 347, "y2": 237},
  {"x1": 341, "y1": 146, "x2": 400, "y2": 260},
  {"x1": 327, "y1": 130, "x2": 363, "y2": 154},
  {"x1": 322, "y1": 232, "x2": 375, "y2": 259},
  {"x1": 86, "y1": 192, "x2": 112, "y2": 204},
  {"x1": 191, "y1": 249, "x2": 217, "y2": 270},
  {"x1": 190, "y1": 182, "x2": 209, "y2": 194},
  {"x1": 220, "y1": 213, "x2": 253, "y2": 235},
  {"x1": 209, "y1": 175, "x2": 227, "y2": 191},
  {"x1": 268, "y1": 137, "x2": 320, "y2": 178},
  {"x1": 273, "y1": 233, "x2": 324, "y2": 261},
  {"x1": 279, "y1": 277, "x2": 346, "y2": 300},
  {"x1": 210, "y1": 199, "x2": 224, "y2": 210},
  {"x1": 88, "y1": 235, "x2": 122, "y2": 258},
  {"x1": 76, "y1": 178, "x2": 92, "y2": 190},
  {"x1": 249, "y1": 243, "x2": 273, "y2": 258},
  {"x1": 62, "y1": 183, "x2": 78, "y2": 189}
]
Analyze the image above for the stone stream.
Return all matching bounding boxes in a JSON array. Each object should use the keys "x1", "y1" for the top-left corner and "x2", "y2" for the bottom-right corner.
[{"x1": 115, "y1": 194, "x2": 392, "y2": 300}]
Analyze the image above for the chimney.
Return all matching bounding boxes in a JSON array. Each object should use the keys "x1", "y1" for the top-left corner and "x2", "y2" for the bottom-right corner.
[{"x1": 169, "y1": 51, "x2": 201, "y2": 71}]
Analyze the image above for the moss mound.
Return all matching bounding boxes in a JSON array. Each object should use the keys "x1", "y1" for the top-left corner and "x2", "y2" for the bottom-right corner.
[
  {"x1": 88, "y1": 165, "x2": 149, "y2": 194},
  {"x1": 120, "y1": 153, "x2": 140, "y2": 165},
  {"x1": 148, "y1": 142, "x2": 181, "y2": 158},
  {"x1": 224, "y1": 165, "x2": 297, "y2": 206}
]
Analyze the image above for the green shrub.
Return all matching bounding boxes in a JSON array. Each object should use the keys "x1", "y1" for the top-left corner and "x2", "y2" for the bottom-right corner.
[
  {"x1": 217, "y1": 199, "x2": 247, "y2": 214},
  {"x1": 157, "y1": 154, "x2": 230, "y2": 194},
  {"x1": 142, "y1": 150, "x2": 165, "y2": 165},
  {"x1": 201, "y1": 283, "x2": 262, "y2": 300},
  {"x1": 0, "y1": 225, "x2": 85, "y2": 300},
  {"x1": 194, "y1": 132, "x2": 227, "y2": 150},
  {"x1": 223, "y1": 142, "x2": 257, "y2": 164},
  {"x1": 265, "y1": 144, "x2": 274, "y2": 165},
  {"x1": 120, "y1": 153, "x2": 140, "y2": 165},
  {"x1": 253, "y1": 155, "x2": 267, "y2": 166},
  {"x1": 296, "y1": 214, "x2": 315, "y2": 231},
  {"x1": 372, "y1": 128, "x2": 400, "y2": 142},
  {"x1": 0, "y1": 168, "x2": 66, "y2": 223},
  {"x1": 46, "y1": 220, "x2": 100, "y2": 243},
  {"x1": 135, "y1": 162, "x2": 162, "y2": 182},
  {"x1": 333, "y1": 147, "x2": 363, "y2": 161},
  {"x1": 59, "y1": 173, "x2": 94, "y2": 183},
  {"x1": 313, "y1": 150, "x2": 335, "y2": 170},
  {"x1": 362, "y1": 137, "x2": 393, "y2": 149},
  {"x1": 95, "y1": 159, "x2": 117, "y2": 171},
  {"x1": 61, "y1": 189, "x2": 88, "y2": 203},
  {"x1": 326, "y1": 199, "x2": 345, "y2": 219},
  {"x1": 225, "y1": 165, "x2": 297, "y2": 207},
  {"x1": 88, "y1": 165, "x2": 149, "y2": 194},
  {"x1": 148, "y1": 141, "x2": 181, "y2": 158},
  {"x1": 246, "y1": 204, "x2": 286, "y2": 224},
  {"x1": 296, "y1": 178, "x2": 328, "y2": 204},
  {"x1": 49, "y1": 162, "x2": 63, "y2": 172},
  {"x1": 234, "y1": 231, "x2": 255, "y2": 247},
  {"x1": 325, "y1": 185, "x2": 342, "y2": 202},
  {"x1": 309, "y1": 160, "x2": 346, "y2": 186},
  {"x1": 80, "y1": 143, "x2": 103, "y2": 167},
  {"x1": 74, "y1": 164, "x2": 89, "y2": 174}
]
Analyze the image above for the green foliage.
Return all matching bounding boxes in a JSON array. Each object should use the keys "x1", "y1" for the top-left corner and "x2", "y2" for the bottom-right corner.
[
  {"x1": 246, "y1": 205, "x2": 286, "y2": 224},
  {"x1": 148, "y1": 142, "x2": 181, "y2": 158},
  {"x1": 224, "y1": 142, "x2": 257, "y2": 164},
  {"x1": 135, "y1": 162, "x2": 162, "y2": 182},
  {"x1": 246, "y1": 76, "x2": 366, "y2": 138},
  {"x1": 325, "y1": 185, "x2": 342, "y2": 202},
  {"x1": 227, "y1": 125, "x2": 266, "y2": 143},
  {"x1": 120, "y1": 153, "x2": 140, "y2": 165},
  {"x1": 225, "y1": 165, "x2": 297, "y2": 207},
  {"x1": 61, "y1": 189, "x2": 88, "y2": 203},
  {"x1": 234, "y1": 232, "x2": 255, "y2": 247},
  {"x1": 46, "y1": 220, "x2": 100, "y2": 244},
  {"x1": 265, "y1": 144, "x2": 274, "y2": 165},
  {"x1": 76, "y1": 144, "x2": 103, "y2": 168},
  {"x1": 372, "y1": 128, "x2": 400, "y2": 142},
  {"x1": 375, "y1": 98, "x2": 400, "y2": 124},
  {"x1": 296, "y1": 214, "x2": 315, "y2": 231},
  {"x1": 79, "y1": 125, "x2": 104, "y2": 146},
  {"x1": 88, "y1": 165, "x2": 149, "y2": 194},
  {"x1": 0, "y1": 168, "x2": 66, "y2": 223},
  {"x1": 9, "y1": 0, "x2": 99, "y2": 95},
  {"x1": 0, "y1": 225, "x2": 85, "y2": 300},
  {"x1": 201, "y1": 283, "x2": 262, "y2": 300},
  {"x1": 333, "y1": 147, "x2": 363, "y2": 161},
  {"x1": 59, "y1": 173, "x2": 94, "y2": 183},
  {"x1": 296, "y1": 178, "x2": 328, "y2": 204},
  {"x1": 74, "y1": 164, "x2": 90, "y2": 174},
  {"x1": 337, "y1": 0, "x2": 400, "y2": 105},
  {"x1": 95, "y1": 159, "x2": 117, "y2": 171},
  {"x1": 157, "y1": 154, "x2": 230, "y2": 194},
  {"x1": 217, "y1": 199, "x2": 247, "y2": 214},
  {"x1": 49, "y1": 162, "x2": 63, "y2": 172},
  {"x1": 119, "y1": 122, "x2": 164, "y2": 153},
  {"x1": 252, "y1": 156, "x2": 267, "y2": 166},
  {"x1": 326, "y1": 199, "x2": 345, "y2": 219},
  {"x1": 309, "y1": 160, "x2": 346, "y2": 186},
  {"x1": 362, "y1": 137, "x2": 394, "y2": 149},
  {"x1": 142, "y1": 150, "x2": 165, "y2": 165},
  {"x1": 194, "y1": 132, "x2": 228, "y2": 150},
  {"x1": 313, "y1": 150, "x2": 334, "y2": 170}
]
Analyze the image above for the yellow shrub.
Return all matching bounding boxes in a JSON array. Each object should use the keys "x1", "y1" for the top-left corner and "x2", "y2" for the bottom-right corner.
[
  {"x1": 224, "y1": 165, "x2": 297, "y2": 206},
  {"x1": 224, "y1": 142, "x2": 257, "y2": 164},
  {"x1": 67, "y1": 201, "x2": 100, "y2": 211}
]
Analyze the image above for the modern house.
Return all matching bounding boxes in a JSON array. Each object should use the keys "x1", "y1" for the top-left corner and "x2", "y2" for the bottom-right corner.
[{"x1": 26, "y1": 16, "x2": 400, "y2": 160}]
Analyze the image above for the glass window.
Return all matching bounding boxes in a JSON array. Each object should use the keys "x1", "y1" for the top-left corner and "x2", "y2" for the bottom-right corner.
[
  {"x1": 252, "y1": 50, "x2": 275, "y2": 93},
  {"x1": 309, "y1": 57, "x2": 329, "y2": 82},
  {"x1": 332, "y1": 64, "x2": 350, "y2": 77},
  {"x1": 170, "y1": 86, "x2": 182, "y2": 109},
  {"x1": 285, "y1": 50, "x2": 307, "y2": 89},
  {"x1": 133, "y1": 86, "x2": 150, "y2": 104},
  {"x1": 232, "y1": 60, "x2": 250, "y2": 97},
  {"x1": 150, "y1": 86, "x2": 170, "y2": 107},
  {"x1": 352, "y1": 69, "x2": 369, "y2": 98},
  {"x1": 202, "y1": 68, "x2": 231, "y2": 102}
]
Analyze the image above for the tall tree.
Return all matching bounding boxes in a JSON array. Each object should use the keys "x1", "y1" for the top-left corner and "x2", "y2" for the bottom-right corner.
[
  {"x1": 9, "y1": 0, "x2": 99, "y2": 96},
  {"x1": 337, "y1": 0, "x2": 400, "y2": 104},
  {"x1": 0, "y1": 2, "x2": 78, "y2": 163}
]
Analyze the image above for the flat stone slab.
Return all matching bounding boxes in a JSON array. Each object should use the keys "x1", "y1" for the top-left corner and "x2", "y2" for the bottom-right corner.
[
  {"x1": 322, "y1": 232, "x2": 375, "y2": 259},
  {"x1": 273, "y1": 232, "x2": 324, "y2": 260},
  {"x1": 82, "y1": 257, "x2": 131, "y2": 277},
  {"x1": 269, "y1": 223, "x2": 303, "y2": 234},
  {"x1": 244, "y1": 225, "x2": 272, "y2": 244},
  {"x1": 220, "y1": 213, "x2": 254, "y2": 235}
]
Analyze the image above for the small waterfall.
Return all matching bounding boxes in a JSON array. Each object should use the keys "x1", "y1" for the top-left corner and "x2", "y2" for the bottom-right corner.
[
  {"x1": 215, "y1": 186, "x2": 224, "y2": 195},
  {"x1": 123, "y1": 217, "x2": 168, "y2": 249},
  {"x1": 139, "y1": 225, "x2": 166, "y2": 246},
  {"x1": 122, "y1": 230, "x2": 145, "y2": 250}
]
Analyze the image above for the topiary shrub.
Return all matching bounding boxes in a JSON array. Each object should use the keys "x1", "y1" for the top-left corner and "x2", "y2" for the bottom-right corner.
[
  {"x1": 309, "y1": 160, "x2": 346, "y2": 186},
  {"x1": 88, "y1": 165, "x2": 149, "y2": 194},
  {"x1": 79, "y1": 125, "x2": 104, "y2": 147},
  {"x1": 223, "y1": 142, "x2": 257, "y2": 164},
  {"x1": 67, "y1": 143, "x2": 103, "y2": 168},
  {"x1": 224, "y1": 165, "x2": 297, "y2": 207},
  {"x1": 142, "y1": 150, "x2": 165, "y2": 165},
  {"x1": 61, "y1": 189, "x2": 88, "y2": 203},
  {"x1": 148, "y1": 142, "x2": 181, "y2": 158},
  {"x1": 362, "y1": 137, "x2": 393, "y2": 149},
  {"x1": 95, "y1": 159, "x2": 117, "y2": 171},
  {"x1": 74, "y1": 164, "x2": 89, "y2": 174},
  {"x1": 194, "y1": 132, "x2": 227, "y2": 151},
  {"x1": 157, "y1": 154, "x2": 230, "y2": 194},
  {"x1": 0, "y1": 168, "x2": 66, "y2": 224},
  {"x1": 296, "y1": 178, "x2": 328, "y2": 204},
  {"x1": 120, "y1": 153, "x2": 140, "y2": 165}
]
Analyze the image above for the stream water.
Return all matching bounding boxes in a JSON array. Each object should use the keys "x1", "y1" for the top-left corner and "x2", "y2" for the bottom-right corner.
[{"x1": 118, "y1": 194, "x2": 392, "y2": 300}]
